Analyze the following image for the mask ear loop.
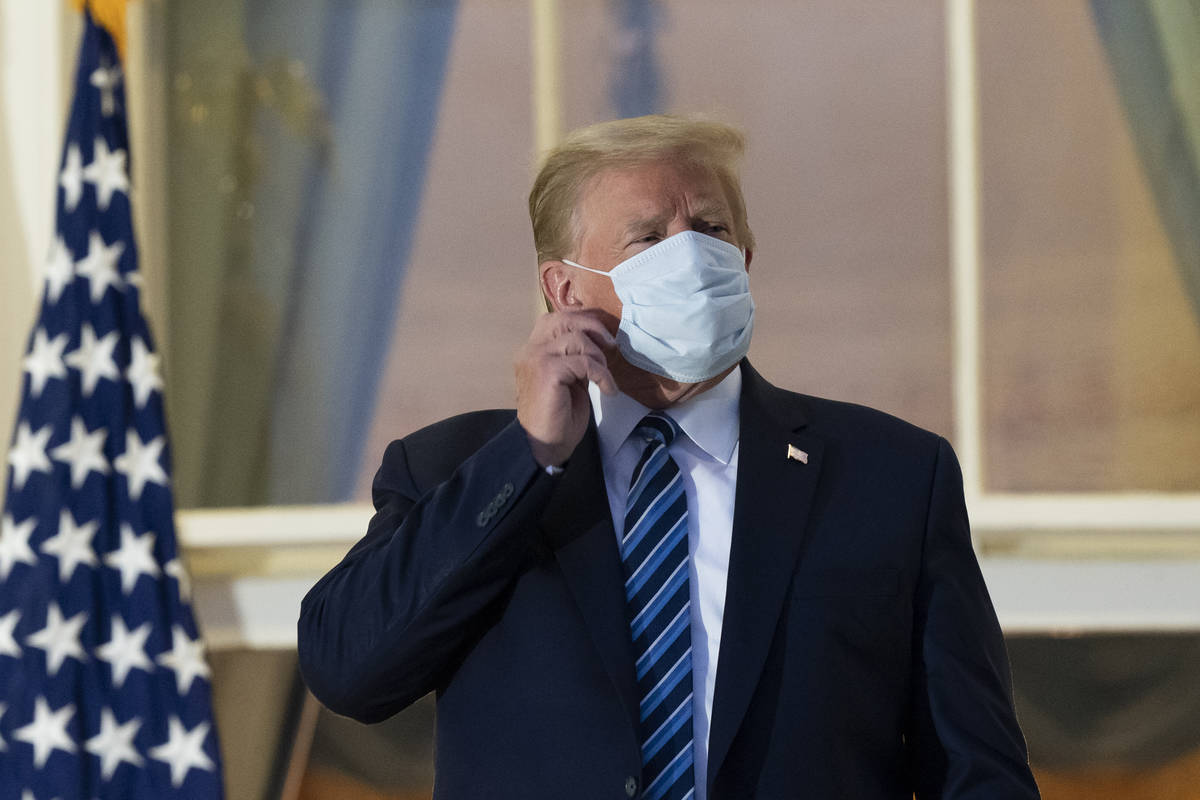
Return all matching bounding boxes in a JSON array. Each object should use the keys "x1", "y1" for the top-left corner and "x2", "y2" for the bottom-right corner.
[{"x1": 561, "y1": 259, "x2": 610, "y2": 277}]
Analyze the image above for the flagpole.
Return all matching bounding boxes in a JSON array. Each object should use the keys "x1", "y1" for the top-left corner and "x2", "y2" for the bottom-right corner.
[
  {"x1": 530, "y1": 0, "x2": 562, "y2": 317},
  {"x1": 946, "y1": 0, "x2": 985, "y2": 504},
  {"x1": 530, "y1": 0, "x2": 562, "y2": 159},
  {"x1": 123, "y1": 0, "x2": 171, "y2": 355}
]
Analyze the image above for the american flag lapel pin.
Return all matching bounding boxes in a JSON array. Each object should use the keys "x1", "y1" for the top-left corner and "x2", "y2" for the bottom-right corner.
[{"x1": 787, "y1": 443, "x2": 809, "y2": 464}]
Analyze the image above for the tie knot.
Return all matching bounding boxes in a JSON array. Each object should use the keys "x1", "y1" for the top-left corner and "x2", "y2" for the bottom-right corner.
[{"x1": 635, "y1": 412, "x2": 680, "y2": 447}]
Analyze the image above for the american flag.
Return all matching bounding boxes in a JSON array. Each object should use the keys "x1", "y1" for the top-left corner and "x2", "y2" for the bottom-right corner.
[{"x1": 0, "y1": 10, "x2": 224, "y2": 799}]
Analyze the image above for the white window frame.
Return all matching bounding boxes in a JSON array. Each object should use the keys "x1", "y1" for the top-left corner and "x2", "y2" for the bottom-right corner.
[
  {"x1": 115, "y1": 0, "x2": 1200, "y2": 650},
  {"x1": 944, "y1": 0, "x2": 1200, "y2": 633}
]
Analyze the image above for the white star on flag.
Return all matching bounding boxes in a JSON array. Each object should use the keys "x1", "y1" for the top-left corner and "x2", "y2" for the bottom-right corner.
[
  {"x1": 0, "y1": 514, "x2": 38, "y2": 580},
  {"x1": 148, "y1": 716, "x2": 215, "y2": 788},
  {"x1": 74, "y1": 230, "x2": 125, "y2": 303},
  {"x1": 40, "y1": 509, "x2": 99, "y2": 582},
  {"x1": 164, "y1": 558, "x2": 193, "y2": 601},
  {"x1": 13, "y1": 697, "x2": 76, "y2": 769},
  {"x1": 25, "y1": 602, "x2": 88, "y2": 675},
  {"x1": 0, "y1": 610, "x2": 21, "y2": 658},
  {"x1": 64, "y1": 322, "x2": 120, "y2": 396},
  {"x1": 6, "y1": 422, "x2": 53, "y2": 490},
  {"x1": 19, "y1": 792, "x2": 61, "y2": 800},
  {"x1": 156, "y1": 626, "x2": 211, "y2": 695},
  {"x1": 95, "y1": 615, "x2": 153, "y2": 688},
  {"x1": 49, "y1": 416, "x2": 109, "y2": 489},
  {"x1": 59, "y1": 143, "x2": 84, "y2": 213},
  {"x1": 81, "y1": 136, "x2": 128, "y2": 211},
  {"x1": 90, "y1": 61, "x2": 121, "y2": 117},
  {"x1": 20, "y1": 792, "x2": 60, "y2": 800},
  {"x1": 43, "y1": 237, "x2": 76, "y2": 305},
  {"x1": 126, "y1": 337, "x2": 163, "y2": 408},
  {"x1": 113, "y1": 430, "x2": 168, "y2": 500},
  {"x1": 104, "y1": 524, "x2": 159, "y2": 594},
  {"x1": 85, "y1": 707, "x2": 144, "y2": 779},
  {"x1": 22, "y1": 329, "x2": 69, "y2": 397}
]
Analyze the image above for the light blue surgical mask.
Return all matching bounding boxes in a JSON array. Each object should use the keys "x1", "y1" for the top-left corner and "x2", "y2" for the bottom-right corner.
[{"x1": 563, "y1": 230, "x2": 755, "y2": 383}]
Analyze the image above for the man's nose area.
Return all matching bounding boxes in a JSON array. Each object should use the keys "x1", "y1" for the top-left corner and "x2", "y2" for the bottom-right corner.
[{"x1": 665, "y1": 210, "x2": 692, "y2": 238}]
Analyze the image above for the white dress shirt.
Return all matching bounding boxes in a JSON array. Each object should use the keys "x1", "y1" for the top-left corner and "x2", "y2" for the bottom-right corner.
[{"x1": 589, "y1": 366, "x2": 741, "y2": 800}]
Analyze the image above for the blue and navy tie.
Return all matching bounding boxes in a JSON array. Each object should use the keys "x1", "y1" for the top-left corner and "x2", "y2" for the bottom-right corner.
[{"x1": 622, "y1": 413, "x2": 695, "y2": 800}]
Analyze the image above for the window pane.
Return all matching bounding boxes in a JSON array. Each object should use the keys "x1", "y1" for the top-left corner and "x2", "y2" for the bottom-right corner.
[
  {"x1": 165, "y1": 0, "x2": 531, "y2": 507},
  {"x1": 978, "y1": 0, "x2": 1200, "y2": 492},
  {"x1": 166, "y1": 0, "x2": 954, "y2": 508},
  {"x1": 561, "y1": 0, "x2": 953, "y2": 441}
]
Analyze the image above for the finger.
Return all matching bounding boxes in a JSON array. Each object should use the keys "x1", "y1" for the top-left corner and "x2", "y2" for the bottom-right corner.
[
  {"x1": 550, "y1": 352, "x2": 615, "y2": 395},
  {"x1": 554, "y1": 332, "x2": 617, "y2": 394},
  {"x1": 580, "y1": 324, "x2": 617, "y2": 351},
  {"x1": 550, "y1": 352, "x2": 598, "y2": 383},
  {"x1": 570, "y1": 311, "x2": 618, "y2": 348},
  {"x1": 522, "y1": 335, "x2": 605, "y2": 387},
  {"x1": 562, "y1": 350, "x2": 617, "y2": 396},
  {"x1": 548, "y1": 330, "x2": 609, "y2": 361},
  {"x1": 532, "y1": 321, "x2": 605, "y2": 356},
  {"x1": 583, "y1": 357, "x2": 614, "y2": 395},
  {"x1": 543, "y1": 310, "x2": 617, "y2": 348}
]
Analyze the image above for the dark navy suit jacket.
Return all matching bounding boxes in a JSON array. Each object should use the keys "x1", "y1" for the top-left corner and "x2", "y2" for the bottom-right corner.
[{"x1": 298, "y1": 364, "x2": 1039, "y2": 799}]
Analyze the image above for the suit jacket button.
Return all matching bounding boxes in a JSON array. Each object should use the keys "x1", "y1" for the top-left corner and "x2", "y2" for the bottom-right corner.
[
  {"x1": 624, "y1": 775, "x2": 638, "y2": 797},
  {"x1": 502, "y1": 482, "x2": 514, "y2": 498},
  {"x1": 476, "y1": 510, "x2": 489, "y2": 527}
]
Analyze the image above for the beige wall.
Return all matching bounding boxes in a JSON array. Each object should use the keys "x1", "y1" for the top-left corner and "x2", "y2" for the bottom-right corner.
[{"x1": 0, "y1": 0, "x2": 70, "y2": 473}]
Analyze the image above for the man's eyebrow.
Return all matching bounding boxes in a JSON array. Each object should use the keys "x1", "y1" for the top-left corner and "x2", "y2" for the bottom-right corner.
[
  {"x1": 622, "y1": 212, "x2": 672, "y2": 236},
  {"x1": 691, "y1": 202, "x2": 732, "y2": 221},
  {"x1": 621, "y1": 202, "x2": 731, "y2": 236}
]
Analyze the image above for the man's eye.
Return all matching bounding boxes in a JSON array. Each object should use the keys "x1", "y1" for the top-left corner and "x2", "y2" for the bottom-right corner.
[
  {"x1": 705, "y1": 223, "x2": 728, "y2": 234},
  {"x1": 637, "y1": 233, "x2": 661, "y2": 244}
]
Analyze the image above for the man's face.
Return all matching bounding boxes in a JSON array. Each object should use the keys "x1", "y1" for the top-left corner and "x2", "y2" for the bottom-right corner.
[{"x1": 540, "y1": 158, "x2": 752, "y2": 407}]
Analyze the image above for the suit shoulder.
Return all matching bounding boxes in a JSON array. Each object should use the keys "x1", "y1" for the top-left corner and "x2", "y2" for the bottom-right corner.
[
  {"x1": 795, "y1": 393, "x2": 944, "y2": 452},
  {"x1": 745, "y1": 365, "x2": 943, "y2": 453},
  {"x1": 396, "y1": 409, "x2": 517, "y2": 452},
  {"x1": 375, "y1": 409, "x2": 518, "y2": 498},
  {"x1": 788, "y1": 393, "x2": 957, "y2": 496}
]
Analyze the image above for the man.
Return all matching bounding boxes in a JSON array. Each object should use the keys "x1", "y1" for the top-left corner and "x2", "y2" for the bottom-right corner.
[{"x1": 298, "y1": 115, "x2": 1039, "y2": 799}]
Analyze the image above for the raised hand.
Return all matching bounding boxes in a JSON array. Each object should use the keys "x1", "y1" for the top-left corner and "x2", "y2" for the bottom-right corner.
[{"x1": 515, "y1": 309, "x2": 617, "y2": 468}]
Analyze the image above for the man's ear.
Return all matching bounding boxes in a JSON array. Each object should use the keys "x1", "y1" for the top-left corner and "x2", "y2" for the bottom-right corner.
[
  {"x1": 743, "y1": 248, "x2": 754, "y2": 274},
  {"x1": 540, "y1": 260, "x2": 583, "y2": 311}
]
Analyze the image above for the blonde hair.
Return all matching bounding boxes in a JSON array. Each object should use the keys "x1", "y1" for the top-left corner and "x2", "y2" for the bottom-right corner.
[{"x1": 528, "y1": 114, "x2": 755, "y2": 265}]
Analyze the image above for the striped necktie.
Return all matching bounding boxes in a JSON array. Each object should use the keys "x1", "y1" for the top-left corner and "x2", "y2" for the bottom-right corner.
[{"x1": 621, "y1": 412, "x2": 694, "y2": 800}]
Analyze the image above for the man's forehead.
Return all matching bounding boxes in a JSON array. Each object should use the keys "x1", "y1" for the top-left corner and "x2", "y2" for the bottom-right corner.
[{"x1": 583, "y1": 161, "x2": 732, "y2": 219}]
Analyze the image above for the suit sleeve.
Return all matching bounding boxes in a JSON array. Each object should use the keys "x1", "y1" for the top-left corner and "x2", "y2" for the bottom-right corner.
[
  {"x1": 297, "y1": 419, "x2": 557, "y2": 723},
  {"x1": 909, "y1": 437, "x2": 1040, "y2": 799}
]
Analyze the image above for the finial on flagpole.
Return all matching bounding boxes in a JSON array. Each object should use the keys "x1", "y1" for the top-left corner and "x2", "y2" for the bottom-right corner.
[{"x1": 71, "y1": 0, "x2": 129, "y2": 62}]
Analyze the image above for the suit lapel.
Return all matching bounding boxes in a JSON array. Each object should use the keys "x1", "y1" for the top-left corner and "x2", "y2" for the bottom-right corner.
[
  {"x1": 706, "y1": 363, "x2": 824, "y2": 795},
  {"x1": 541, "y1": 421, "x2": 640, "y2": 734}
]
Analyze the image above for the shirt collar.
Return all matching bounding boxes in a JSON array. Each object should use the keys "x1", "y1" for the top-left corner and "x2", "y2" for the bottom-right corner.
[{"x1": 589, "y1": 365, "x2": 742, "y2": 465}]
